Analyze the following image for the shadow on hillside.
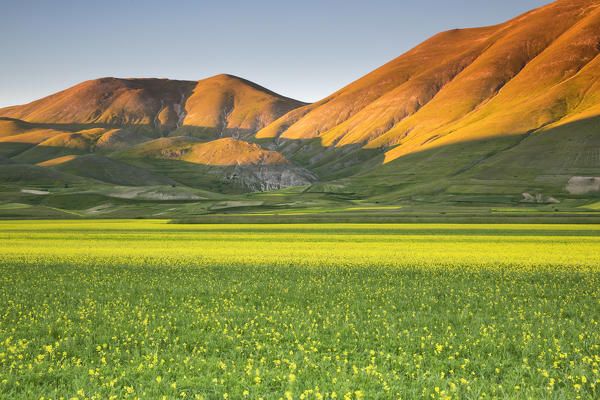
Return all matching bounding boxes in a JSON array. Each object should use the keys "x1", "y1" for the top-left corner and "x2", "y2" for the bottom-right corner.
[
  {"x1": 341, "y1": 116, "x2": 600, "y2": 201},
  {"x1": 0, "y1": 117, "x2": 388, "y2": 181},
  {"x1": 0, "y1": 117, "x2": 284, "y2": 142},
  {"x1": 0, "y1": 141, "x2": 321, "y2": 193},
  {"x1": 1, "y1": 116, "x2": 598, "y2": 199}
]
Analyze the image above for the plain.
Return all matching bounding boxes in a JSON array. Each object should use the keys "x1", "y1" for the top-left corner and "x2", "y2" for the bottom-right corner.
[{"x1": 0, "y1": 220, "x2": 599, "y2": 399}]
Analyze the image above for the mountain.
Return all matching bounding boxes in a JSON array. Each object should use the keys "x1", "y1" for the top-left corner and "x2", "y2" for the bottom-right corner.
[
  {"x1": 0, "y1": 75, "x2": 314, "y2": 192},
  {"x1": 0, "y1": 74, "x2": 305, "y2": 138},
  {"x1": 0, "y1": 0, "x2": 599, "y2": 215},
  {"x1": 256, "y1": 0, "x2": 600, "y2": 202},
  {"x1": 259, "y1": 0, "x2": 600, "y2": 151}
]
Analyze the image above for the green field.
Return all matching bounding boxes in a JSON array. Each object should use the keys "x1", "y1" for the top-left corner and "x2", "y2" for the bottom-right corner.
[{"x1": 1, "y1": 220, "x2": 600, "y2": 399}]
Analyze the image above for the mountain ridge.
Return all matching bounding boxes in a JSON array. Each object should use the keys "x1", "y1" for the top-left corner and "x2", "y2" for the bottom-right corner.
[
  {"x1": 257, "y1": 0, "x2": 600, "y2": 162},
  {"x1": 0, "y1": 74, "x2": 306, "y2": 138}
]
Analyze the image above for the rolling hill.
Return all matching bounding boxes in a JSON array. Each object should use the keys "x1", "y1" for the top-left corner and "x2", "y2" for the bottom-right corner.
[
  {"x1": 0, "y1": 75, "x2": 313, "y2": 194},
  {"x1": 0, "y1": 0, "x2": 599, "y2": 218}
]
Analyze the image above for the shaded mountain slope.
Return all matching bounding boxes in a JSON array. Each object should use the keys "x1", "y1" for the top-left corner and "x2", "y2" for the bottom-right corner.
[
  {"x1": 333, "y1": 114, "x2": 600, "y2": 205},
  {"x1": 115, "y1": 137, "x2": 317, "y2": 192},
  {"x1": 43, "y1": 154, "x2": 178, "y2": 187}
]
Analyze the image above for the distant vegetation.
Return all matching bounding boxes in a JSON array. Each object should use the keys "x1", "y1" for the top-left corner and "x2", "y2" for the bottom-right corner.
[{"x1": 1, "y1": 220, "x2": 599, "y2": 399}]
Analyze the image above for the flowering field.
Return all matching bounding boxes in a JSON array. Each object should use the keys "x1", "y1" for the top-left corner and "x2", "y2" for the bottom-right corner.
[{"x1": 0, "y1": 220, "x2": 599, "y2": 399}]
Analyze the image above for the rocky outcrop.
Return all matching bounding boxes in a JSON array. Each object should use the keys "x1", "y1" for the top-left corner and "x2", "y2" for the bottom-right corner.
[
  {"x1": 566, "y1": 177, "x2": 600, "y2": 195},
  {"x1": 223, "y1": 163, "x2": 317, "y2": 192}
]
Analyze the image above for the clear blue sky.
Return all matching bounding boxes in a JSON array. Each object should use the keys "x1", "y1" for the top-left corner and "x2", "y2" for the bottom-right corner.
[{"x1": 0, "y1": 0, "x2": 552, "y2": 108}]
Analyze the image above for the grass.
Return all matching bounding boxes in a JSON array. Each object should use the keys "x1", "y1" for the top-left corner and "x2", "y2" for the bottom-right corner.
[
  {"x1": 0, "y1": 203, "x2": 31, "y2": 210},
  {"x1": 582, "y1": 201, "x2": 600, "y2": 210},
  {"x1": 1, "y1": 179, "x2": 599, "y2": 221},
  {"x1": 0, "y1": 220, "x2": 600, "y2": 399}
]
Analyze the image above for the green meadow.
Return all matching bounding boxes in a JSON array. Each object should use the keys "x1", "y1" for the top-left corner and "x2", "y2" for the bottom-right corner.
[{"x1": 0, "y1": 220, "x2": 599, "y2": 399}]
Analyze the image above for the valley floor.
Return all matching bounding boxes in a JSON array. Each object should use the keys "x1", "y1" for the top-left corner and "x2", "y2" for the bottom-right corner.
[{"x1": 0, "y1": 221, "x2": 599, "y2": 399}]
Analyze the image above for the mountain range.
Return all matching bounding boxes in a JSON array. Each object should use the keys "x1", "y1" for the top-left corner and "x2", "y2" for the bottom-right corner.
[{"x1": 1, "y1": 0, "x2": 599, "y2": 217}]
